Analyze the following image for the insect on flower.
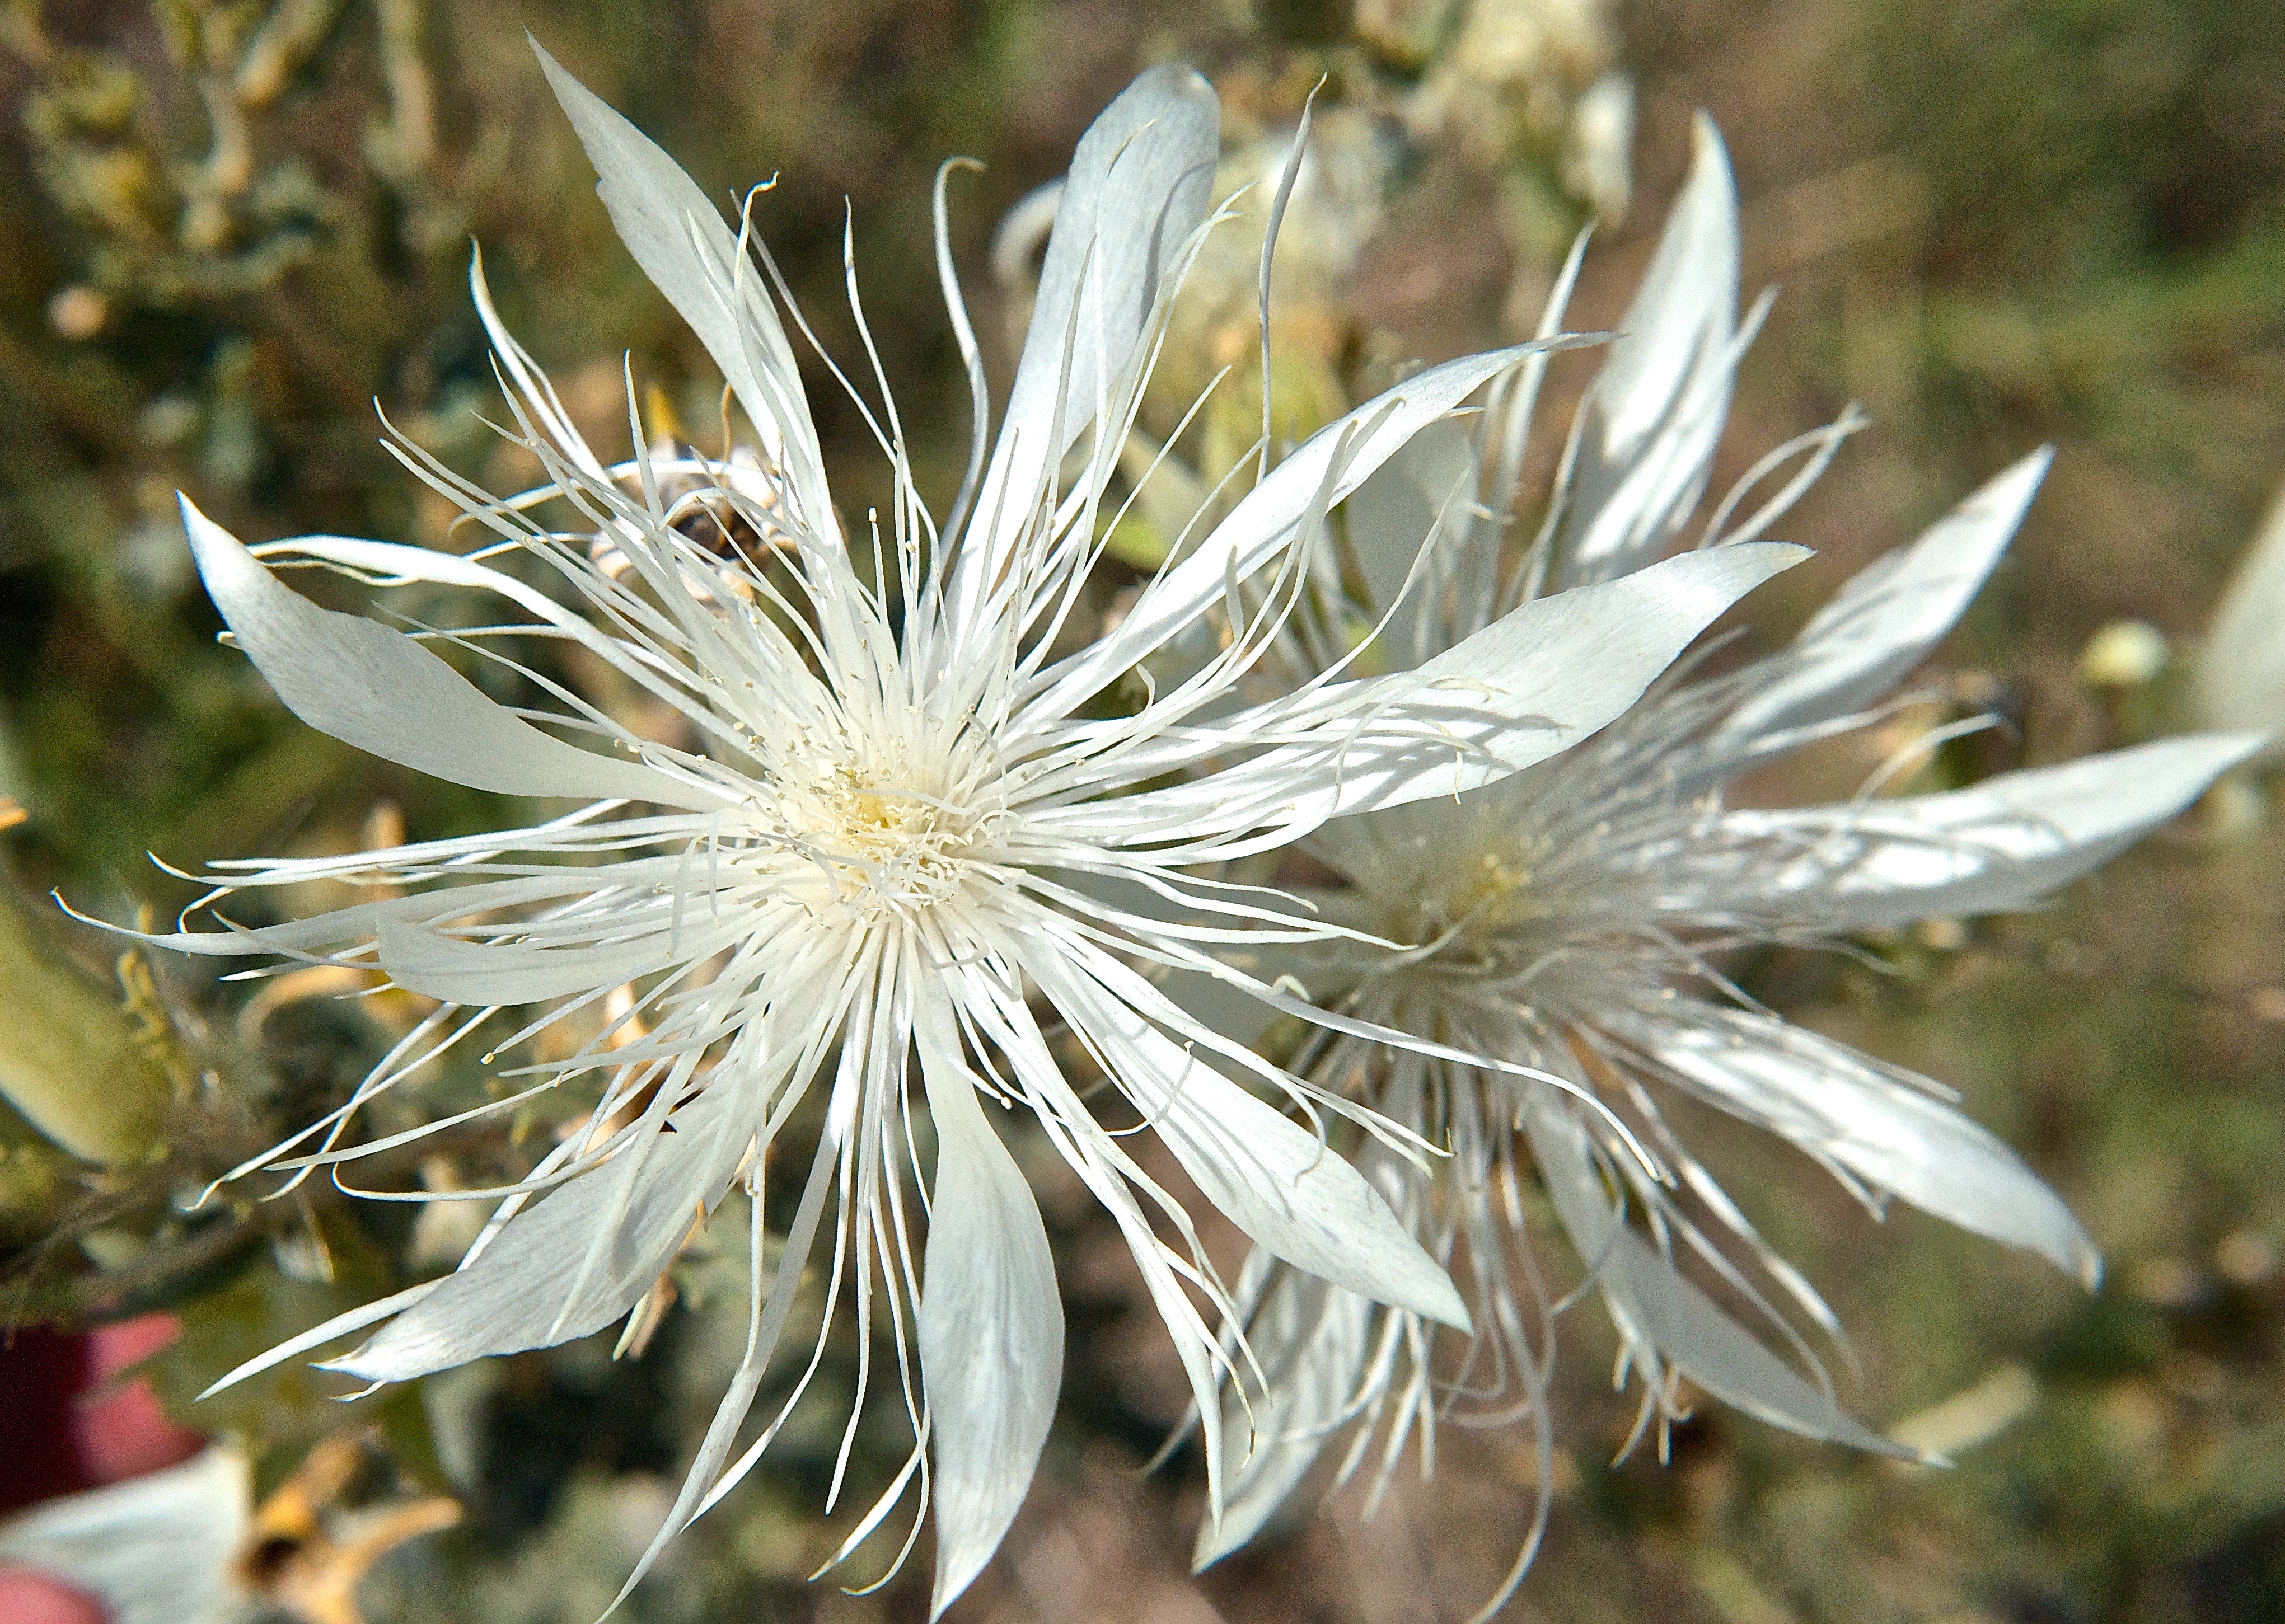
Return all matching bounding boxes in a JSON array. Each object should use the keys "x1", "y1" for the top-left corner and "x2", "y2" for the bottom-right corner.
[{"x1": 101, "y1": 49, "x2": 1806, "y2": 1614}]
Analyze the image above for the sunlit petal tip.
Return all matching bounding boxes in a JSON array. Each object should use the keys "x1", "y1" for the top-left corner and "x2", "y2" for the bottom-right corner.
[{"x1": 180, "y1": 496, "x2": 678, "y2": 804}]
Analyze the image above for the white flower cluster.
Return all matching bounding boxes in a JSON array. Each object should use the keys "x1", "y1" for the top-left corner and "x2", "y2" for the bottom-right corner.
[{"x1": 119, "y1": 50, "x2": 2258, "y2": 1618}]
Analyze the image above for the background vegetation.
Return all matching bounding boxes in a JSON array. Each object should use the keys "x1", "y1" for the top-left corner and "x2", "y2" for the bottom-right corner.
[{"x1": 1, "y1": 1, "x2": 2281, "y2": 1620}]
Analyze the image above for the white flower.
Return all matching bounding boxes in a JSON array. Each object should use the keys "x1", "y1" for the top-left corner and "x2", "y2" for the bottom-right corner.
[
  {"x1": 1190, "y1": 114, "x2": 2265, "y2": 1600},
  {"x1": 117, "y1": 54, "x2": 1799, "y2": 1614}
]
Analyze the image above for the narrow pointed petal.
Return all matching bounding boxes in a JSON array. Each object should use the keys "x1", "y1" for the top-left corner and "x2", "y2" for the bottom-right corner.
[
  {"x1": 1332, "y1": 540, "x2": 1801, "y2": 811},
  {"x1": 954, "y1": 64, "x2": 1219, "y2": 590},
  {"x1": 330, "y1": 1093, "x2": 747, "y2": 1381},
  {"x1": 2197, "y1": 478, "x2": 2285, "y2": 752},
  {"x1": 252, "y1": 533, "x2": 714, "y2": 693},
  {"x1": 1151, "y1": 1060, "x2": 1466, "y2": 1330},
  {"x1": 199, "y1": 1280, "x2": 444, "y2": 1398},
  {"x1": 532, "y1": 42, "x2": 828, "y2": 527},
  {"x1": 1713, "y1": 449, "x2": 2052, "y2": 752},
  {"x1": 1706, "y1": 733, "x2": 2264, "y2": 928},
  {"x1": 1600, "y1": 1227, "x2": 1904, "y2": 1453},
  {"x1": 1593, "y1": 113, "x2": 1740, "y2": 462},
  {"x1": 1072, "y1": 541, "x2": 1804, "y2": 841},
  {"x1": 1613, "y1": 1001, "x2": 2099, "y2": 1283},
  {"x1": 1525, "y1": 1105, "x2": 1903, "y2": 1454},
  {"x1": 1193, "y1": 1266, "x2": 1371, "y2": 1569},
  {"x1": 1342, "y1": 417, "x2": 1475, "y2": 620},
  {"x1": 1556, "y1": 113, "x2": 1743, "y2": 589},
  {"x1": 917, "y1": 1034, "x2": 1062, "y2": 1617},
  {"x1": 377, "y1": 918, "x2": 700, "y2": 1007},
  {"x1": 1039, "y1": 345, "x2": 1547, "y2": 710},
  {"x1": 183, "y1": 500, "x2": 686, "y2": 805},
  {"x1": 121, "y1": 866, "x2": 688, "y2": 965},
  {"x1": 1024, "y1": 950, "x2": 1468, "y2": 1329}
]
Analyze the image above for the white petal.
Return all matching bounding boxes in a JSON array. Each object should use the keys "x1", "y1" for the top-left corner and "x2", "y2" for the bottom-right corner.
[
  {"x1": 2196, "y1": 477, "x2": 2285, "y2": 753},
  {"x1": 329, "y1": 1090, "x2": 747, "y2": 1381},
  {"x1": 1342, "y1": 416, "x2": 1475, "y2": 621},
  {"x1": 1713, "y1": 449, "x2": 2051, "y2": 752},
  {"x1": 917, "y1": 1032, "x2": 1062, "y2": 1617},
  {"x1": 1333, "y1": 541, "x2": 1801, "y2": 811},
  {"x1": 1524, "y1": 1105, "x2": 1902, "y2": 1453},
  {"x1": 1594, "y1": 114, "x2": 1740, "y2": 461},
  {"x1": 1070, "y1": 542, "x2": 1804, "y2": 843},
  {"x1": 954, "y1": 63, "x2": 1219, "y2": 594},
  {"x1": 1554, "y1": 114, "x2": 1743, "y2": 589},
  {"x1": 1023, "y1": 947, "x2": 1468, "y2": 1329},
  {"x1": 125, "y1": 863, "x2": 691, "y2": 964},
  {"x1": 184, "y1": 500, "x2": 686, "y2": 805},
  {"x1": 0, "y1": 1446, "x2": 251, "y2": 1624},
  {"x1": 533, "y1": 43, "x2": 828, "y2": 529},
  {"x1": 1036, "y1": 346, "x2": 1545, "y2": 713},
  {"x1": 1613, "y1": 1001, "x2": 2098, "y2": 1283},
  {"x1": 1149, "y1": 1061, "x2": 1465, "y2": 1330},
  {"x1": 1602, "y1": 1227, "x2": 1901, "y2": 1453},
  {"x1": 949, "y1": 963, "x2": 1236, "y2": 1505},
  {"x1": 1193, "y1": 1266, "x2": 1371, "y2": 1569},
  {"x1": 377, "y1": 918, "x2": 701, "y2": 1006},
  {"x1": 1710, "y1": 733, "x2": 2264, "y2": 927},
  {"x1": 254, "y1": 534, "x2": 693, "y2": 695}
]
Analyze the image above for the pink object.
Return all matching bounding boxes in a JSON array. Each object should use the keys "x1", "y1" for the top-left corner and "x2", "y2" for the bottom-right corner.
[
  {"x1": 0, "y1": 1312, "x2": 204, "y2": 1621},
  {"x1": 0, "y1": 1566, "x2": 110, "y2": 1624},
  {"x1": 72, "y1": 1318, "x2": 203, "y2": 1487},
  {"x1": 0, "y1": 1314, "x2": 203, "y2": 1513}
]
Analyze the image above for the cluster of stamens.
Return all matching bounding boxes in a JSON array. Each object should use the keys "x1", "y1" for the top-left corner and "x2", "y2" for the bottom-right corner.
[{"x1": 755, "y1": 748, "x2": 992, "y2": 920}]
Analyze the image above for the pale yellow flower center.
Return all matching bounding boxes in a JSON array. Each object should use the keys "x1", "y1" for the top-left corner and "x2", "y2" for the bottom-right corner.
[{"x1": 769, "y1": 754, "x2": 994, "y2": 918}]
